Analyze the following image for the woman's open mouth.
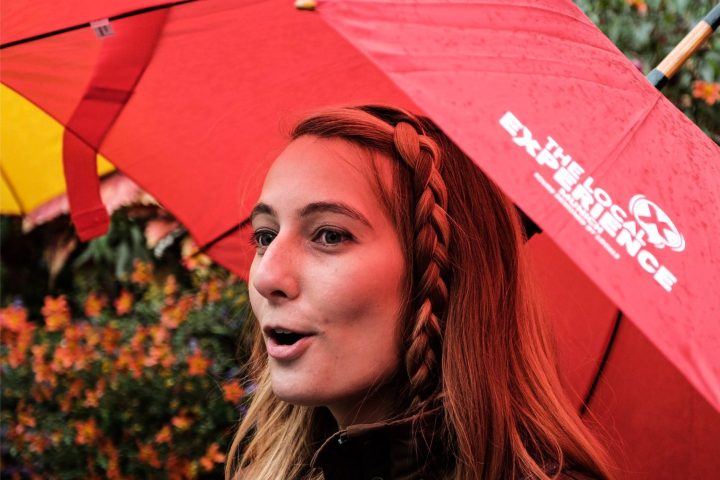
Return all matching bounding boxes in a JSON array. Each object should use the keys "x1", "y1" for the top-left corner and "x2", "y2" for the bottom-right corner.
[
  {"x1": 269, "y1": 328, "x2": 306, "y2": 346},
  {"x1": 264, "y1": 327, "x2": 316, "y2": 361}
]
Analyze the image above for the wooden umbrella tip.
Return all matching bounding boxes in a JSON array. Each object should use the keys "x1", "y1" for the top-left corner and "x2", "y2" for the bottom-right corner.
[{"x1": 295, "y1": 0, "x2": 317, "y2": 11}]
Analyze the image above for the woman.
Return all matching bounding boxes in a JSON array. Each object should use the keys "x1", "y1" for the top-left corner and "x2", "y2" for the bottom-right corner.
[{"x1": 226, "y1": 105, "x2": 613, "y2": 479}]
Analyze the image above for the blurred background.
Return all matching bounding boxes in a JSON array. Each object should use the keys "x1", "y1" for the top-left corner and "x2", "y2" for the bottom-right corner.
[{"x1": 1, "y1": 0, "x2": 718, "y2": 478}]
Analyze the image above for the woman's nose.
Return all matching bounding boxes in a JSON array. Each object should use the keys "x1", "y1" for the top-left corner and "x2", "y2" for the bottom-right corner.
[{"x1": 250, "y1": 235, "x2": 300, "y2": 302}]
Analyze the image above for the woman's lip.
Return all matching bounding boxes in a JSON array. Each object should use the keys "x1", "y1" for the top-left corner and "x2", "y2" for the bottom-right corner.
[{"x1": 265, "y1": 334, "x2": 315, "y2": 361}]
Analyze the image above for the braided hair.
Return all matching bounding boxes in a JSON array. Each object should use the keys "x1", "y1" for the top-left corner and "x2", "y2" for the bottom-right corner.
[{"x1": 293, "y1": 106, "x2": 451, "y2": 411}]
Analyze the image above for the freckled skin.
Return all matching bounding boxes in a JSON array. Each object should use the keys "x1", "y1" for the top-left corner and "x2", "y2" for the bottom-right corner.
[{"x1": 249, "y1": 136, "x2": 406, "y2": 427}]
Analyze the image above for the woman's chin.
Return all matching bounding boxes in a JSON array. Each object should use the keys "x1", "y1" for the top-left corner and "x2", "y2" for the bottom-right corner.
[{"x1": 270, "y1": 381, "x2": 326, "y2": 407}]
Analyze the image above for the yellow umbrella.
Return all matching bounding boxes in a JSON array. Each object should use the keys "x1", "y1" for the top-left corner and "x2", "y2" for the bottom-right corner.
[{"x1": 0, "y1": 85, "x2": 115, "y2": 215}]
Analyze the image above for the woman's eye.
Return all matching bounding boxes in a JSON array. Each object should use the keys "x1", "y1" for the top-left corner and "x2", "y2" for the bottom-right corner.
[
  {"x1": 250, "y1": 230, "x2": 276, "y2": 248},
  {"x1": 313, "y1": 228, "x2": 352, "y2": 246}
]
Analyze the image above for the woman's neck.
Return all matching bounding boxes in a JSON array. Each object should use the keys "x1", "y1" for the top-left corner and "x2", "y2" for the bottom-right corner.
[{"x1": 327, "y1": 376, "x2": 403, "y2": 428}]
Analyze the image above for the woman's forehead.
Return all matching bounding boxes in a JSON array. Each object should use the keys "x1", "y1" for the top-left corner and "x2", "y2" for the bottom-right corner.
[{"x1": 259, "y1": 136, "x2": 395, "y2": 216}]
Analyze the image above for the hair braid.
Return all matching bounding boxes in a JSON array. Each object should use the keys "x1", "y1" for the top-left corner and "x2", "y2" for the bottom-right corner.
[{"x1": 393, "y1": 121, "x2": 451, "y2": 409}]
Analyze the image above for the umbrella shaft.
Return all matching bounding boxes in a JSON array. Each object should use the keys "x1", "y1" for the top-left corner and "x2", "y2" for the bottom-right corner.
[{"x1": 647, "y1": 4, "x2": 720, "y2": 89}]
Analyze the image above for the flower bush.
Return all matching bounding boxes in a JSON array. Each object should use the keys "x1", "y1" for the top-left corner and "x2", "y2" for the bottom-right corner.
[{"x1": 1, "y1": 259, "x2": 250, "y2": 479}]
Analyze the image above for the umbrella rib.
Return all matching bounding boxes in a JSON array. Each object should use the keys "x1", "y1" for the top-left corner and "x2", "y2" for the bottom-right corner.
[
  {"x1": 193, "y1": 221, "x2": 246, "y2": 258},
  {"x1": 0, "y1": 163, "x2": 27, "y2": 214},
  {"x1": 0, "y1": 0, "x2": 195, "y2": 49},
  {"x1": 579, "y1": 309, "x2": 624, "y2": 416}
]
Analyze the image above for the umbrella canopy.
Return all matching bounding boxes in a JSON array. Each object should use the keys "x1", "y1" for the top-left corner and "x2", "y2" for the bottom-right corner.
[
  {"x1": 2, "y1": 1, "x2": 719, "y2": 477},
  {"x1": 527, "y1": 234, "x2": 720, "y2": 478}
]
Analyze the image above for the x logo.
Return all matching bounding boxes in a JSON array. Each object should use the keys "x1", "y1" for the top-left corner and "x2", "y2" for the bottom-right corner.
[{"x1": 638, "y1": 204, "x2": 675, "y2": 241}]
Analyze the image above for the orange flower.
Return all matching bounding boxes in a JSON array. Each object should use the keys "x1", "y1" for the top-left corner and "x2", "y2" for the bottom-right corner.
[
  {"x1": 1, "y1": 305, "x2": 36, "y2": 368},
  {"x1": 131, "y1": 259, "x2": 154, "y2": 286},
  {"x1": 83, "y1": 324, "x2": 101, "y2": 347},
  {"x1": 6, "y1": 324, "x2": 35, "y2": 368},
  {"x1": 58, "y1": 378, "x2": 83, "y2": 412},
  {"x1": 27, "y1": 432, "x2": 49, "y2": 454},
  {"x1": 223, "y1": 380, "x2": 245, "y2": 404},
  {"x1": 149, "y1": 325, "x2": 170, "y2": 345},
  {"x1": 30, "y1": 384, "x2": 53, "y2": 403},
  {"x1": 167, "y1": 454, "x2": 193, "y2": 480},
  {"x1": 115, "y1": 345, "x2": 145, "y2": 379},
  {"x1": 17, "y1": 407, "x2": 37, "y2": 429},
  {"x1": 100, "y1": 326, "x2": 122, "y2": 354},
  {"x1": 31, "y1": 345, "x2": 57, "y2": 387},
  {"x1": 144, "y1": 343, "x2": 176, "y2": 369},
  {"x1": 41, "y1": 295, "x2": 71, "y2": 331},
  {"x1": 163, "y1": 274, "x2": 179, "y2": 297},
  {"x1": 74, "y1": 418, "x2": 99, "y2": 445},
  {"x1": 144, "y1": 345, "x2": 161, "y2": 367},
  {"x1": 160, "y1": 295, "x2": 193, "y2": 329},
  {"x1": 51, "y1": 431, "x2": 63, "y2": 446},
  {"x1": 84, "y1": 292, "x2": 106, "y2": 318},
  {"x1": 0, "y1": 304, "x2": 29, "y2": 333},
  {"x1": 83, "y1": 391, "x2": 100, "y2": 408},
  {"x1": 114, "y1": 290, "x2": 134, "y2": 316},
  {"x1": 68, "y1": 378, "x2": 85, "y2": 398},
  {"x1": 64, "y1": 323, "x2": 83, "y2": 344},
  {"x1": 13, "y1": 327, "x2": 36, "y2": 367},
  {"x1": 83, "y1": 379, "x2": 106, "y2": 408},
  {"x1": 137, "y1": 441, "x2": 162, "y2": 469},
  {"x1": 59, "y1": 394, "x2": 74, "y2": 413},
  {"x1": 626, "y1": 0, "x2": 647, "y2": 14},
  {"x1": 171, "y1": 411, "x2": 193, "y2": 430},
  {"x1": 692, "y1": 80, "x2": 720, "y2": 106},
  {"x1": 161, "y1": 353, "x2": 177, "y2": 369},
  {"x1": 51, "y1": 344, "x2": 76, "y2": 372},
  {"x1": 154, "y1": 425, "x2": 172, "y2": 444},
  {"x1": 99, "y1": 439, "x2": 121, "y2": 479},
  {"x1": 205, "y1": 278, "x2": 224, "y2": 303},
  {"x1": 186, "y1": 349, "x2": 211, "y2": 376},
  {"x1": 200, "y1": 442, "x2": 226, "y2": 472},
  {"x1": 130, "y1": 326, "x2": 148, "y2": 351}
]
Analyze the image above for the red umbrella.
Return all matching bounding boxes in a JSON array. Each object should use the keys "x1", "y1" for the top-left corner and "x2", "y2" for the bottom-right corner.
[{"x1": 2, "y1": 1, "x2": 718, "y2": 477}]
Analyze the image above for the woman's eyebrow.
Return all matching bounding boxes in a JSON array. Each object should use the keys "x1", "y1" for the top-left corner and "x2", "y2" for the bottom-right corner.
[
  {"x1": 249, "y1": 202, "x2": 276, "y2": 224},
  {"x1": 299, "y1": 201, "x2": 372, "y2": 228}
]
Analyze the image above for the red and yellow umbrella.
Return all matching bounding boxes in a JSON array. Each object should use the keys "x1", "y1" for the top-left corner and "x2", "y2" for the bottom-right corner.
[{"x1": 2, "y1": 1, "x2": 719, "y2": 477}]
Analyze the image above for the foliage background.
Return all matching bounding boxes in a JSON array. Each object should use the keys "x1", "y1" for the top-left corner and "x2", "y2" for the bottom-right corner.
[
  {"x1": 1, "y1": 1, "x2": 718, "y2": 478},
  {"x1": 1, "y1": 210, "x2": 253, "y2": 479}
]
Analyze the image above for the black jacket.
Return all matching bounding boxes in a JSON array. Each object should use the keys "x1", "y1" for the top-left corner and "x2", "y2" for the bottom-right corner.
[
  {"x1": 309, "y1": 411, "x2": 598, "y2": 480},
  {"x1": 311, "y1": 412, "x2": 438, "y2": 480}
]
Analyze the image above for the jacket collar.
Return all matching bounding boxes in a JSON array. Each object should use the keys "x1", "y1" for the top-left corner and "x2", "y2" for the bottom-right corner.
[{"x1": 310, "y1": 408, "x2": 443, "y2": 480}]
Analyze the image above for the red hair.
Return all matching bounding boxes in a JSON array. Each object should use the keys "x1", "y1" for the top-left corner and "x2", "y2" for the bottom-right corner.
[{"x1": 227, "y1": 105, "x2": 613, "y2": 479}]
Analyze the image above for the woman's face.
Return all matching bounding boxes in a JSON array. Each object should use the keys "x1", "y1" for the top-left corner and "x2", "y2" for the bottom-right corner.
[{"x1": 248, "y1": 135, "x2": 406, "y2": 426}]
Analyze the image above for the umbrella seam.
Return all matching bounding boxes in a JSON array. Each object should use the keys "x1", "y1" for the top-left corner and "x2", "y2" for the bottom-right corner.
[
  {"x1": 548, "y1": 93, "x2": 663, "y2": 235},
  {"x1": 0, "y1": 83, "x2": 83, "y2": 153},
  {"x1": 578, "y1": 93, "x2": 664, "y2": 187},
  {"x1": 329, "y1": 0, "x2": 592, "y2": 29},
  {"x1": 0, "y1": 163, "x2": 27, "y2": 214},
  {"x1": 344, "y1": 20, "x2": 619, "y2": 57},
  {"x1": 0, "y1": 0, "x2": 196, "y2": 49}
]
